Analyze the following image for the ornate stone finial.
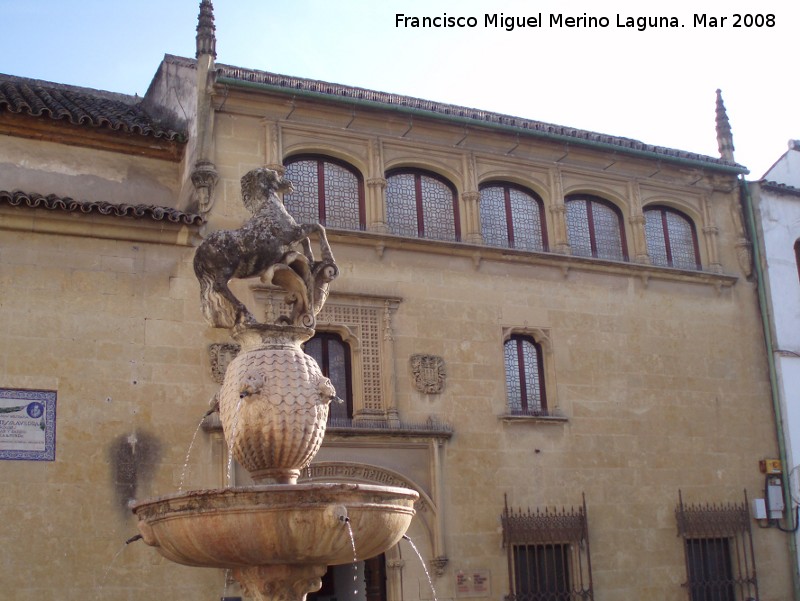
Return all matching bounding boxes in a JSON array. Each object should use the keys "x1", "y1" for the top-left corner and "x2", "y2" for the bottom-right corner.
[
  {"x1": 196, "y1": 0, "x2": 217, "y2": 59},
  {"x1": 715, "y1": 89, "x2": 735, "y2": 162},
  {"x1": 193, "y1": 168, "x2": 338, "y2": 330}
]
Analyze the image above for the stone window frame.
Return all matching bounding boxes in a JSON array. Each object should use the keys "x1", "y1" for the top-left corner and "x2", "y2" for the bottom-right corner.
[
  {"x1": 304, "y1": 331, "x2": 354, "y2": 423},
  {"x1": 500, "y1": 327, "x2": 563, "y2": 422},
  {"x1": 565, "y1": 194, "x2": 629, "y2": 261},
  {"x1": 283, "y1": 154, "x2": 366, "y2": 231},
  {"x1": 385, "y1": 168, "x2": 461, "y2": 242},
  {"x1": 478, "y1": 181, "x2": 549, "y2": 252},
  {"x1": 643, "y1": 205, "x2": 702, "y2": 270}
]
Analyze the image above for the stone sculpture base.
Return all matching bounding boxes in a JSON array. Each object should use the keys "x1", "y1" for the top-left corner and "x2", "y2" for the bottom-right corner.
[{"x1": 234, "y1": 564, "x2": 327, "y2": 601}]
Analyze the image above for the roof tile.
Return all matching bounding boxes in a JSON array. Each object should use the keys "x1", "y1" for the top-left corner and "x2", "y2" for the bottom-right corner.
[
  {"x1": 0, "y1": 73, "x2": 186, "y2": 142},
  {"x1": 0, "y1": 190, "x2": 204, "y2": 225}
]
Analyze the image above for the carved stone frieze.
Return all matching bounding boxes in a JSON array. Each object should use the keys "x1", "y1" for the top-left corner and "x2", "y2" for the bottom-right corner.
[{"x1": 410, "y1": 354, "x2": 446, "y2": 394}]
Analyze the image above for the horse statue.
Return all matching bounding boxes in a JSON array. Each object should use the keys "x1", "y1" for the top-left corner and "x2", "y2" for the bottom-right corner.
[{"x1": 193, "y1": 167, "x2": 338, "y2": 329}]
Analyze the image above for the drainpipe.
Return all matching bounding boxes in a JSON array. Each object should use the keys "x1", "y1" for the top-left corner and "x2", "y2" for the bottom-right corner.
[{"x1": 740, "y1": 178, "x2": 800, "y2": 599}]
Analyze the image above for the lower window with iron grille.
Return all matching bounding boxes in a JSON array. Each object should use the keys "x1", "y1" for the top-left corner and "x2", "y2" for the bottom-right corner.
[
  {"x1": 502, "y1": 495, "x2": 593, "y2": 601},
  {"x1": 676, "y1": 492, "x2": 758, "y2": 601}
]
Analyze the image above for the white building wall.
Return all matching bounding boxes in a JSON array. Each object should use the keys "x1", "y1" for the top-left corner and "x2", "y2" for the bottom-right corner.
[{"x1": 755, "y1": 142, "x2": 800, "y2": 567}]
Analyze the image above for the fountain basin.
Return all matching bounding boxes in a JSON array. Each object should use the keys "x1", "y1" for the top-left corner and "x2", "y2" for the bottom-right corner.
[{"x1": 131, "y1": 482, "x2": 418, "y2": 568}]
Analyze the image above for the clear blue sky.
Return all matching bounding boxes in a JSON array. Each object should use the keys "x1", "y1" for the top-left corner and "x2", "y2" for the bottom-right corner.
[{"x1": 1, "y1": 0, "x2": 797, "y2": 177}]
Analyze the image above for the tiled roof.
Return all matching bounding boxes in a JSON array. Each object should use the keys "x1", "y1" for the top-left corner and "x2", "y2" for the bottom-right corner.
[
  {"x1": 201, "y1": 56, "x2": 746, "y2": 174},
  {"x1": 0, "y1": 73, "x2": 186, "y2": 142},
  {"x1": 0, "y1": 190, "x2": 204, "y2": 225},
  {"x1": 760, "y1": 180, "x2": 800, "y2": 196}
]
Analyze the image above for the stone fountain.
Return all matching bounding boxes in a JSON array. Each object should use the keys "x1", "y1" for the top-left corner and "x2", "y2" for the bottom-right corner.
[{"x1": 131, "y1": 168, "x2": 418, "y2": 601}]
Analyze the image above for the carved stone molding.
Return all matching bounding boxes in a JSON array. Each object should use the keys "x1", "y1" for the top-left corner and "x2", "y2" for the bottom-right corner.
[
  {"x1": 735, "y1": 238, "x2": 753, "y2": 278},
  {"x1": 410, "y1": 354, "x2": 446, "y2": 394},
  {"x1": 191, "y1": 159, "x2": 219, "y2": 214},
  {"x1": 429, "y1": 556, "x2": 449, "y2": 577}
]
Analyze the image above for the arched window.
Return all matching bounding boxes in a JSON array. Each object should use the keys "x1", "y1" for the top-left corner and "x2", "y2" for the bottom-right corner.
[
  {"x1": 643, "y1": 206, "x2": 701, "y2": 269},
  {"x1": 504, "y1": 335, "x2": 546, "y2": 415},
  {"x1": 283, "y1": 155, "x2": 365, "y2": 231},
  {"x1": 565, "y1": 195, "x2": 628, "y2": 261},
  {"x1": 479, "y1": 183, "x2": 547, "y2": 252},
  {"x1": 385, "y1": 169, "x2": 460, "y2": 241},
  {"x1": 304, "y1": 332, "x2": 353, "y2": 423}
]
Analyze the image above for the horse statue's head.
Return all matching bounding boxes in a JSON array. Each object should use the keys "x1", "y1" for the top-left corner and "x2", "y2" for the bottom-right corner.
[{"x1": 240, "y1": 168, "x2": 294, "y2": 214}]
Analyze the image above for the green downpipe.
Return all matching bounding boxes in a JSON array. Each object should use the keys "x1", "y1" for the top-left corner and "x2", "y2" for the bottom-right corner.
[{"x1": 740, "y1": 178, "x2": 800, "y2": 599}]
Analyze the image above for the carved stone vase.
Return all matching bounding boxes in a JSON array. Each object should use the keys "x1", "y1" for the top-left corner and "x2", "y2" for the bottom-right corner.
[{"x1": 218, "y1": 323, "x2": 335, "y2": 484}]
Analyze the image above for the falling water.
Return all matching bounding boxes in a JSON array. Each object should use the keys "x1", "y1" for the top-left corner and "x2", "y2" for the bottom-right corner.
[
  {"x1": 345, "y1": 520, "x2": 359, "y2": 595},
  {"x1": 178, "y1": 417, "x2": 205, "y2": 492},
  {"x1": 97, "y1": 534, "x2": 140, "y2": 598},
  {"x1": 225, "y1": 395, "x2": 244, "y2": 487},
  {"x1": 222, "y1": 568, "x2": 231, "y2": 599},
  {"x1": 403, "y1": 535, "x2": 438, "y2": 601},
  {"x1": 98, "y1": 542, "x2": 128, "y2": 589}
]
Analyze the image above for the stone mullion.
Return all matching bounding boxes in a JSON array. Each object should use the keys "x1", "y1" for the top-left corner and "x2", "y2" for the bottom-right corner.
[
  {"x1": 262, "y1": 120, "x2": 284, "y2": 175},
  {"x1": 548, "y1": 167, "x2": 570, "y2": 254},
  {"x1": 382, "y1": 301, "x2": 400, "y2": 427},
  {"x1": 701, "y1": 194, "x2": 724, "y2": 274},
  {"x1": 628, "y1": 181, "x2": 650, "y2": 264},
  {"x1": 366, "y1": 138, "x2": 388, "y2": 233},
  {"x1": 462, "y1": 153, "x2": 483, "y2": 244}
]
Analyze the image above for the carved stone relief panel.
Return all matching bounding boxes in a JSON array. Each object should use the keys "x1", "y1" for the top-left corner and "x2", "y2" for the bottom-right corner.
[
  {"x1": 209, "y1": 343, "x2": 241, "y2": 384},
  {"x1": 410, "y1": 354, "x2": 446, "y2": 394}
]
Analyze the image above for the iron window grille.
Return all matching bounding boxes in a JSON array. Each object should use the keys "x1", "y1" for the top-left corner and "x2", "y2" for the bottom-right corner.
[
  {"x1": 479, "y1": 183, "x2": 548, "y2": 252},
  {"x1": 675, "y1": 491, "x2": 758, "y2": 601},
  {"x1": 643, "y1": 206, "x2": 701, "y2": 270},
  {"x1": 502, "y1": 494, "x2": 593, "y2": 601},
  {"x1": 284, "y1": 155, "x2": 365, "y2": 231},
  {"x1": 386, "y1": 169, "x2": 460, "y2": 242},
  {"x1": 565, "y1": 195, "x2": 628, "y2": 261},
  {"x1": 504, "y1": 335, "x2": 547, "y2": 416}
]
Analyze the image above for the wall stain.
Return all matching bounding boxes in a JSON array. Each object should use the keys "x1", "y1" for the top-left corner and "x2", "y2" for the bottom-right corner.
[{"x1": 108, "y1": 429, "x2": 162, "y2": 517}]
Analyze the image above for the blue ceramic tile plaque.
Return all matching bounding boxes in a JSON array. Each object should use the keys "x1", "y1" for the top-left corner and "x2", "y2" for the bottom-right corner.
[{"x1": 0, "y1": 388, "x2": 56, "y2": 461}]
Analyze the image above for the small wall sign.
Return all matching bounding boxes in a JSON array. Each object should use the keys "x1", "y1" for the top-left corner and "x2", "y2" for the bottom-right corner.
[
  {"x1": 0, "y1": 388, "x2": 56, "y2": 461},
  {"x1": 456, "y1": 569, "x2": 491, "y2": 597}
]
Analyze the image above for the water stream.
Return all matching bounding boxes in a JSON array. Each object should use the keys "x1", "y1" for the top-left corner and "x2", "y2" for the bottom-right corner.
[
  {"x1": 345, "y1": 520, "x2": 359, "y2": 595},
  {"x1": 178, "y1": 417, "x2": 205, "y2": 492},
  {"x1": 403, "y1": 535, "x2": 438, "y2": 601},
  {"x1": 225, "y1": 396, "x2": 244, "y2": 487}
]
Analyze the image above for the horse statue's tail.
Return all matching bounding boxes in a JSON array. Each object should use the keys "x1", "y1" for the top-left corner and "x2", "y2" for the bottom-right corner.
[{"x1": 193, "y1": 255, "x2": 239, "y2": 329}]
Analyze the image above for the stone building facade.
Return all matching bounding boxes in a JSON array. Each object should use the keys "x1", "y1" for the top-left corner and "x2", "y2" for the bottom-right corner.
[{"x1": 0, "y1": 3, "x2": 795, "y2": 600}]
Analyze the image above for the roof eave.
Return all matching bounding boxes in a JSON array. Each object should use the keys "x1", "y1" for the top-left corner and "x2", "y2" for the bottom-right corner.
[{"x1": 216, "y1": 75, "x2": 748, "y2": 176}]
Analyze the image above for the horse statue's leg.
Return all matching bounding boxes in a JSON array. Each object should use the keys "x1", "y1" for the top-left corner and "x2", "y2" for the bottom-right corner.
[{"x1": 295, "y1": 224, "x2": 335, "y2": 264}]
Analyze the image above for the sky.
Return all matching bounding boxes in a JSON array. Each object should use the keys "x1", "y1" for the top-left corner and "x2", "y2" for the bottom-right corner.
[{"x1": 1, "y1": 0, "x2": 797, "y2": 177}]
